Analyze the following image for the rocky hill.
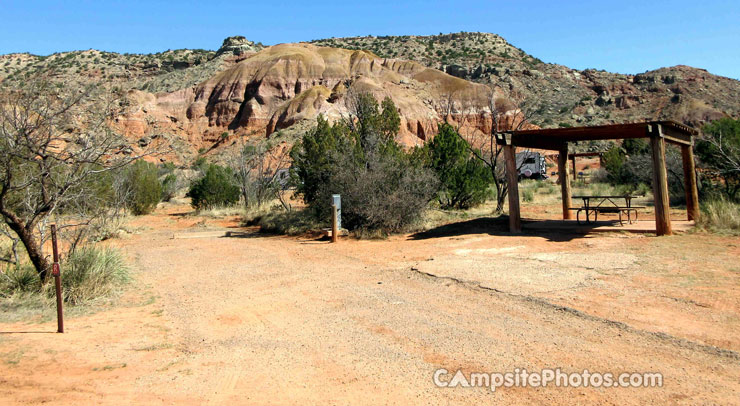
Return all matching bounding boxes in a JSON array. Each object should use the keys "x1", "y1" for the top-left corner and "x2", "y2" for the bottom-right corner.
[
  {"x1": 113, "y1": 42, "x2": 491, "y2": 162},
  {"x1": 3, "y1": 32, "x2": 739, "y2": 163},
  {"x1": 0, "y1": 36, "x2": 264, "y2": 92},
  {"x1": 311, "y1": 32, "x2": 740, "y2": 128}
]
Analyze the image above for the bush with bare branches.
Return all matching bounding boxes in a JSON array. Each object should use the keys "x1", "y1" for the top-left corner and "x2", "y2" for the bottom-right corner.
[
  {"x1": 697, "y1": 118, "x2": 740, "y2": 200},
  {"x1": 436, "y1": 88, "x2": 533, "y2": 212},
  {"x1": 291, "y1": 93, "x2": 438, "y2": 233},
  {"x1": 231, "y1": 140, "x2": 292, "y2": 211},
  {"x1": 0, "y1": 73, "x2": 144, "y2": 281}
]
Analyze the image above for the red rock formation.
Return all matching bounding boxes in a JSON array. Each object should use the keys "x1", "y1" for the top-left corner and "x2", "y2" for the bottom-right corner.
[{"x1": 116, "y1": 43, "x2": 502, "y2": 162}]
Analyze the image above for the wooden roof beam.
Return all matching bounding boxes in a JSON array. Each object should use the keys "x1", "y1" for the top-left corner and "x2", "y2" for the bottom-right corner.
[
  {"x1": 497, "y1": 121, "x2": 695, "y2": 149},
  {"x1": 495, "y1": 133, "x2": 566, "y2": 151},
  {"x1": 661, "y1": 125, "x2": 693, "y2": 146}
]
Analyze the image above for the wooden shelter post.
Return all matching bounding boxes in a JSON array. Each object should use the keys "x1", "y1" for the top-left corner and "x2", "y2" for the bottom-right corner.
[
  {"x1": 503, "y1": 137, "x2": 521, "y2": 233},
  {"x1": 558, "y1": 146, "x2": 573, "y2": 220},
  {"x1": 649, "y1": 125, "x2": 673, "y2": 236},
  {"x1": 681, "y1": 144, "x2": 700, "y2": 221}
]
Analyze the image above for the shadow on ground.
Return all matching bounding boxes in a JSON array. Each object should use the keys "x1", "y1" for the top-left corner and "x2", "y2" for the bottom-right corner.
[
  {"x1": 522, "y1": 219, "x2": 620, "y2": 241},
  {"x1": 409, "y1": 217, "x2": 509, "y2": 240},
  {"x1": 220, "y1": 230, "x2": 266, "y2": 239},
  {"x1": 410, "y1": 216, "x2": 593, "y2": 242}
]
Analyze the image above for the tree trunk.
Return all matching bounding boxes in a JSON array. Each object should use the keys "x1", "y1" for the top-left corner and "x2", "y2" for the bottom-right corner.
[
  {"x1": 3, "y1": 217, "x2": 51, "y2": 281},
  {"x1": 494, "y1": 179, "x2": 508, "y2": 213}
]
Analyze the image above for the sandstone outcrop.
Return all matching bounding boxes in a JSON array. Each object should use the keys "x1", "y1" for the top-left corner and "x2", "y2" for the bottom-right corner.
[
  {"x1": 10, "y1": 32, "x2": 737, "y2": 164},
  {"x1": 116, "y1": 43, "x2": 495, "y2": 161}
]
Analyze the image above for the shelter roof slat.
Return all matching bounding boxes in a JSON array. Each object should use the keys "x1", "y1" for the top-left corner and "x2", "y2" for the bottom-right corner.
[{"x1": 496, "y1": 121, "x2": 697, "y2": 150}]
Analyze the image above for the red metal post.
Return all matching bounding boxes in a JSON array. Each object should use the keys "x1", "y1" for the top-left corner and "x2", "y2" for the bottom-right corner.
[{"x1": 51, "y1": 225, "x2": 64, "y2": 333}]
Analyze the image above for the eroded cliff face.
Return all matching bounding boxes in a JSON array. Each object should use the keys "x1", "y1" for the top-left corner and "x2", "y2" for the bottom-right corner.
[
  {"x1": 116, "y1": 43, "x2": 496, "y2": 162},
  {"x1": 8, "y1": 32, "x2": 739, "y2": 162},
  {"x1": 311, "y1": 33, "x2": 740, "y2": 130}
]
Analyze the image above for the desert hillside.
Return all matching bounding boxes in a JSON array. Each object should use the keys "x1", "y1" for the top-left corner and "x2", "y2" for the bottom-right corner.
[
  {"x1": 311, "y1": 33, "x2": 740, "y2": 128},
  {"x1": 113, "y1": 42, "x2": 492, "y2": 162},
  {"x1": 2, "y1": 33, "x2": 739, "y2": 163}
]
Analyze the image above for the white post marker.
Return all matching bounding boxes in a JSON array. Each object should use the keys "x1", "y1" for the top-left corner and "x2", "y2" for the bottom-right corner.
[{"x1": 332, "y1": 194, "x2": 341, "y2": 230}]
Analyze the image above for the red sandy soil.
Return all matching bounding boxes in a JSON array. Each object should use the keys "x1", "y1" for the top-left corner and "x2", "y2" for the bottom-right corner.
[{"x1": 1, "y1": 202, "x2": 739, "y2": 405}]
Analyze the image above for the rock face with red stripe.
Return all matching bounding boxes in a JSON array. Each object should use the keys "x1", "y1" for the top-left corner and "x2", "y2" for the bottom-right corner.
[
  {"x1": 115, "y1": 43, "x2": 496, "y2": 162},
  {"x1": 6, "y1": 32, "x2": 740, "y2": 163}
]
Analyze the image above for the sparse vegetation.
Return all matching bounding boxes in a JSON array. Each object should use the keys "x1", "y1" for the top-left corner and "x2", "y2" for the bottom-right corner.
[
  {"x1": 232, "y1": 140, "x2": 291, "y2": 211},
  {"x1": 121, "y1": 160, "x2": 162, "y2": 215},
  {"x1": 187, "y1": 164, "x2": 241, "y2": 210},
  {"x1": 696, "y1": 197, "x2": 740, "y2": 234},
  {"x1": 291, "y1": 93, "x2": 438, "y2": 234},
  {"x1": 54, "y1": 246, "x2": 130, "y2": 305},
  {"x1": 1, "y1": 245, "x2": 130, "y2": 315},
  {"x1": 697, "y1": 118, "x2": 740, "y2": 201},
  {"x1": 0, "y1": 73, "x2": 140, "y2": 281},
  {"x1": 426, "y1": 123, "x2": 492, "y2": 209},
  {"x1": 522, "y1": 187, "x2": 535, "y2": 202},
  {"x1": 250, "y1": 208, "x2": 324, "y2": 235}
]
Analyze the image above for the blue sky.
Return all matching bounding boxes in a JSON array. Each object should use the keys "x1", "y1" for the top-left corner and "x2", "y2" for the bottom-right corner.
[{"x1": 1, "y1": 0, "x2": 738, "y2": 79}]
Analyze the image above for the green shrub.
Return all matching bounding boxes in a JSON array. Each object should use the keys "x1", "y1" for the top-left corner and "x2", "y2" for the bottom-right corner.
[
  {"x1": 160, "y1": 173, "x2": 178, "y2": 201},
  {"x1": 187, "y1": 164, "x2": 240, "y2": 210},
  {"x1": 158, "y1": 162, "x2": 176, "y2": 175},
  {"x1": 603, "y1": 143, "x2": 684, "y2": 200},
  {"x1": 192, "y1": 156, "x2": 208, "y2": 171},
  {"x1": 522, "y1": 188, "x2": 535, "y2": 202},
  {"x1": 1, "y1": 246, "x2": 129, "y2": 307},
  {"x1": 55, "y1": 246, "x2": 129, "y2": 305},
  {"x1": 0, "y1": 264, "x2": 40, "y2": 296},
  {"x1": 253, "y1": 209, "x2": 324, "y2": 235},
  {"x1": 290, "y1": 116, "x2": 343, "y2": 205},
  {"x1": 0, "y1": 263, "x2": 46, "y2": 320},
  {"x1": 320, "y1": 146, "x2": 438, "y2": 233},
  {"x1": 538, "y1": 183, "x2": 557, "y2": 195},
  {"x1": 291, "y1": 95, "x2": 438, "y2": 233},
  {"x1": 623, "y1": 138, "x2": 650, "y2": 155},
  {"x1": 602, "y1": 146, "x2": 626, "y2": 183},
  {"x1": 123, "y1": 160, "x2": 162, "y2": 215},
  {"x1": 428, "y1": 123, "x2": 492, "y2": 209}
]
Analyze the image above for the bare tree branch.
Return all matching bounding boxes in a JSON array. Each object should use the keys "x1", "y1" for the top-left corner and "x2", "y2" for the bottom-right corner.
[{"x1": 0, "y1": 72, "x2": 155, "y2": 280}]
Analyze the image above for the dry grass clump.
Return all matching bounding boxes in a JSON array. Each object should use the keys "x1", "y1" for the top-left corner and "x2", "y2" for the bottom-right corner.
[
  {"x1": 1, "y1": 264, "x2": 40, "y2": 296},
  {"x1": 696, "y1": 198, "x2": 740, "y2": 235},
  {"x1": 250, "y1": 209, "x2": 324, "y2": 236},
  {"x1": 195, "y1": 205, "x2": 245, "y2": 218},
  {"x1": 55, "y1": 246, "x2": 130, "y2": 305},
  {"x1": 1, "y1": 245, "x2": 130, "y2": 320}
]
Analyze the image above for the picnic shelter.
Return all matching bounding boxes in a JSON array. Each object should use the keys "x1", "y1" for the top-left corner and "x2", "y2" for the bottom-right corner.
[{"x1": 496, "y1": 121, "x2": 699, "y2": 236}]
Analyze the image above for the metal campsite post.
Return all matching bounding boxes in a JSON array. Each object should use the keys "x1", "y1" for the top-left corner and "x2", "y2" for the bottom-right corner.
[
  {"x1": 331, "y1": 194, "x2": 341, "y2": 243},
  {"x1": 331, "y1": 206, "x2": 338, "y2": 243},
  {"x1": 50, "y1": 225, "x2": 64, "y2": 333},
  {"x1": 332, "y1": 194, "x2": 341, "y2": 230}
]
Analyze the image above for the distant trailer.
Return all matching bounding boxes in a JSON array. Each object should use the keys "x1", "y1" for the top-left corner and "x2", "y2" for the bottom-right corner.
[{"x1": 516, "y1": 151, "x2": 548, "y2": 179}]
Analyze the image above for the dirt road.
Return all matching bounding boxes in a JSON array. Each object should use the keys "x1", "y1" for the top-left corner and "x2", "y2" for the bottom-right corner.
[{"x1": 2, "y1": 207, "x2": 739, "y2": 404}]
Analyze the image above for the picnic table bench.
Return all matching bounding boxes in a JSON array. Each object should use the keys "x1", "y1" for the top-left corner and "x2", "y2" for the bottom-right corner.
[{"x1": 570, "y1": 195, "x2": 645, "y2": 225}]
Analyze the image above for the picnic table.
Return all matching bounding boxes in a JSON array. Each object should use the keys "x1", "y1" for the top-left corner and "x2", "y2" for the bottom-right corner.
[{"x1": 570, "y1": 195, "x2": 645, "y2": 225}]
